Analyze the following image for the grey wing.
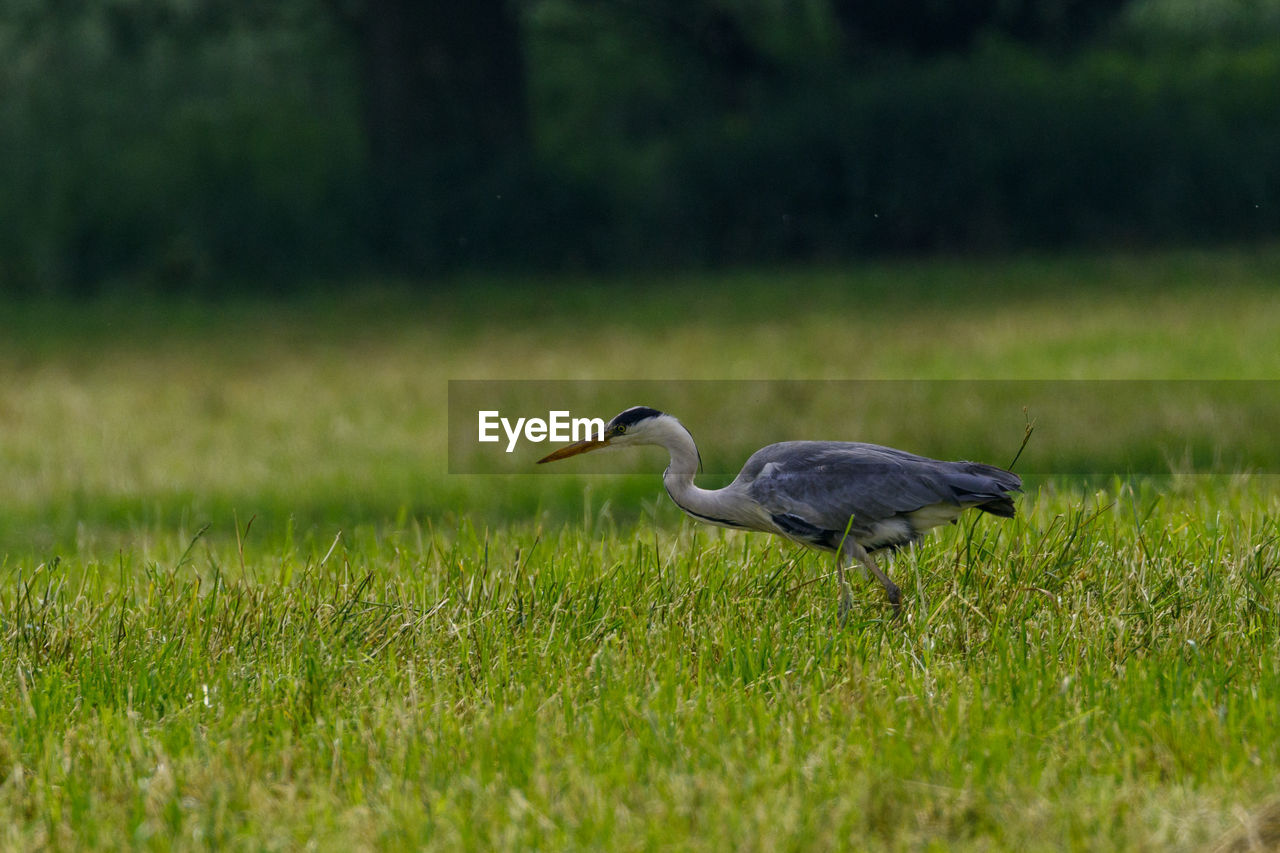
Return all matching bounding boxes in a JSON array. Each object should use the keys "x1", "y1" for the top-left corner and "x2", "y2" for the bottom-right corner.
[{"x1": 739, "y1": 442, "x2": 978, "y2": 547}]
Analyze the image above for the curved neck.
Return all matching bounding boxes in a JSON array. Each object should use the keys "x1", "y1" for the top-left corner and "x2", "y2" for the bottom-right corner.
[{"x1": 651, "y1": 418, "x2": 755, "y2": 529}]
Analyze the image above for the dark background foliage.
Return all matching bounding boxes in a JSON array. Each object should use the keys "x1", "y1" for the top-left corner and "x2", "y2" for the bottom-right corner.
[{"x1": 2, "y1": 0, "x2": 1278, "y2": 294}]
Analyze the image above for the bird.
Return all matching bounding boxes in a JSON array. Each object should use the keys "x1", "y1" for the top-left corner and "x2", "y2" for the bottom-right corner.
[{"x1": 537, "y1": 406, "x2": 1022, "y2": 619}]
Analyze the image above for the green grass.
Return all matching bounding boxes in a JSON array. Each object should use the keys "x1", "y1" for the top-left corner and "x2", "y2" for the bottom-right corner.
[{"x1": 3, "y1": 246, "x2": 1280, "y2": 849}]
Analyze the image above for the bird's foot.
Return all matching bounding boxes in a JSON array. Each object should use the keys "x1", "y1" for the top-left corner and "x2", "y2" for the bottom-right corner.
[{"x1": 883, "y1": 582, "x2": 905, "y2": 621}]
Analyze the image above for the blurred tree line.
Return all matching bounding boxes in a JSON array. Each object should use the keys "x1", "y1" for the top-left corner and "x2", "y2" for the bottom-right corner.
[{"x1": 2, "y1": 0, "x2": 1278, "y2": 294}]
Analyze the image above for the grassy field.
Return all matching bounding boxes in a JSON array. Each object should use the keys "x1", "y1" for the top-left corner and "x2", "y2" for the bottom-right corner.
[{"x1": 3, "y1": 247, "x2": 1280, "y2": 849}]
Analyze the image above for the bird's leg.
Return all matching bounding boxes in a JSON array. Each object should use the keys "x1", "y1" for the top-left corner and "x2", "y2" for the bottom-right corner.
[
  {"x1": 839, "y1": 540, "x2": 902, "y2": 609},
  {"x1": 835, "y1": 558, "x2": 855, "y2": 626}
]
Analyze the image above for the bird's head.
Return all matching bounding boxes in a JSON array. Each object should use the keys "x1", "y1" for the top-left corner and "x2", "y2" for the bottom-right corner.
[{"x1": 537, "y1": 405, "x2": 673, "y2": 463}]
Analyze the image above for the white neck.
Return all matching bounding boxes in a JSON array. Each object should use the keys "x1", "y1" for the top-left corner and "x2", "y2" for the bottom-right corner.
[{"x1": 645, "y1": 416, "x2": 759, "y2": 529}]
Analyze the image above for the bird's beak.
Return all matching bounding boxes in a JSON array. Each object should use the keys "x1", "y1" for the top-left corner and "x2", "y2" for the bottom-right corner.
[{"x1": 537, "y1": 437, "x2": 610, "y2": 464}]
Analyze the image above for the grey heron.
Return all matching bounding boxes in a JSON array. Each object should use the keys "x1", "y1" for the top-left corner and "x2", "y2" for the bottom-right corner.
[{"x1": 538, "y1": 406, "x2": 1022, "y2": 617}]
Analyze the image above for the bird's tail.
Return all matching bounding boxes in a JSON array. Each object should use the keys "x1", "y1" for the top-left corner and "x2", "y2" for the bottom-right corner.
[{"x1": 952, "y1": 462, "x2": 1022, "y2": 518}]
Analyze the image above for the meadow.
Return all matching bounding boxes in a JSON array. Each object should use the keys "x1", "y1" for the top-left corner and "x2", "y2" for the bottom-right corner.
[{"x1": 2, "y1": 247, "x2": 1280, "y2": 850}]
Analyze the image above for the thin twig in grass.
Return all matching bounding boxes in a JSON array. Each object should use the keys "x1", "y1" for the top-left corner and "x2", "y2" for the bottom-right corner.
[
  {"x1": 318, "y1": 531, "x2": 343, "y2": 568},
  {"x1": 1007, "y1": 407, "x2": 1036, "y2": 472}
]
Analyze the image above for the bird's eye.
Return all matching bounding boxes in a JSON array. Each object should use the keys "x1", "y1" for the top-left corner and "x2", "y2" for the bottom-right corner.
[{"x1": 613, "y1": 424, "x2": 626, "y2": 435}]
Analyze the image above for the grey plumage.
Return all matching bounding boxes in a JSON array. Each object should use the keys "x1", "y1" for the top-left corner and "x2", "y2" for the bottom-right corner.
[
  {"x1": 538, "y1": 406, "x2": 1022, "y2": 616},
  {"x1": 741, "y1": 441, "x2": 1021, "y2": 552}
]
